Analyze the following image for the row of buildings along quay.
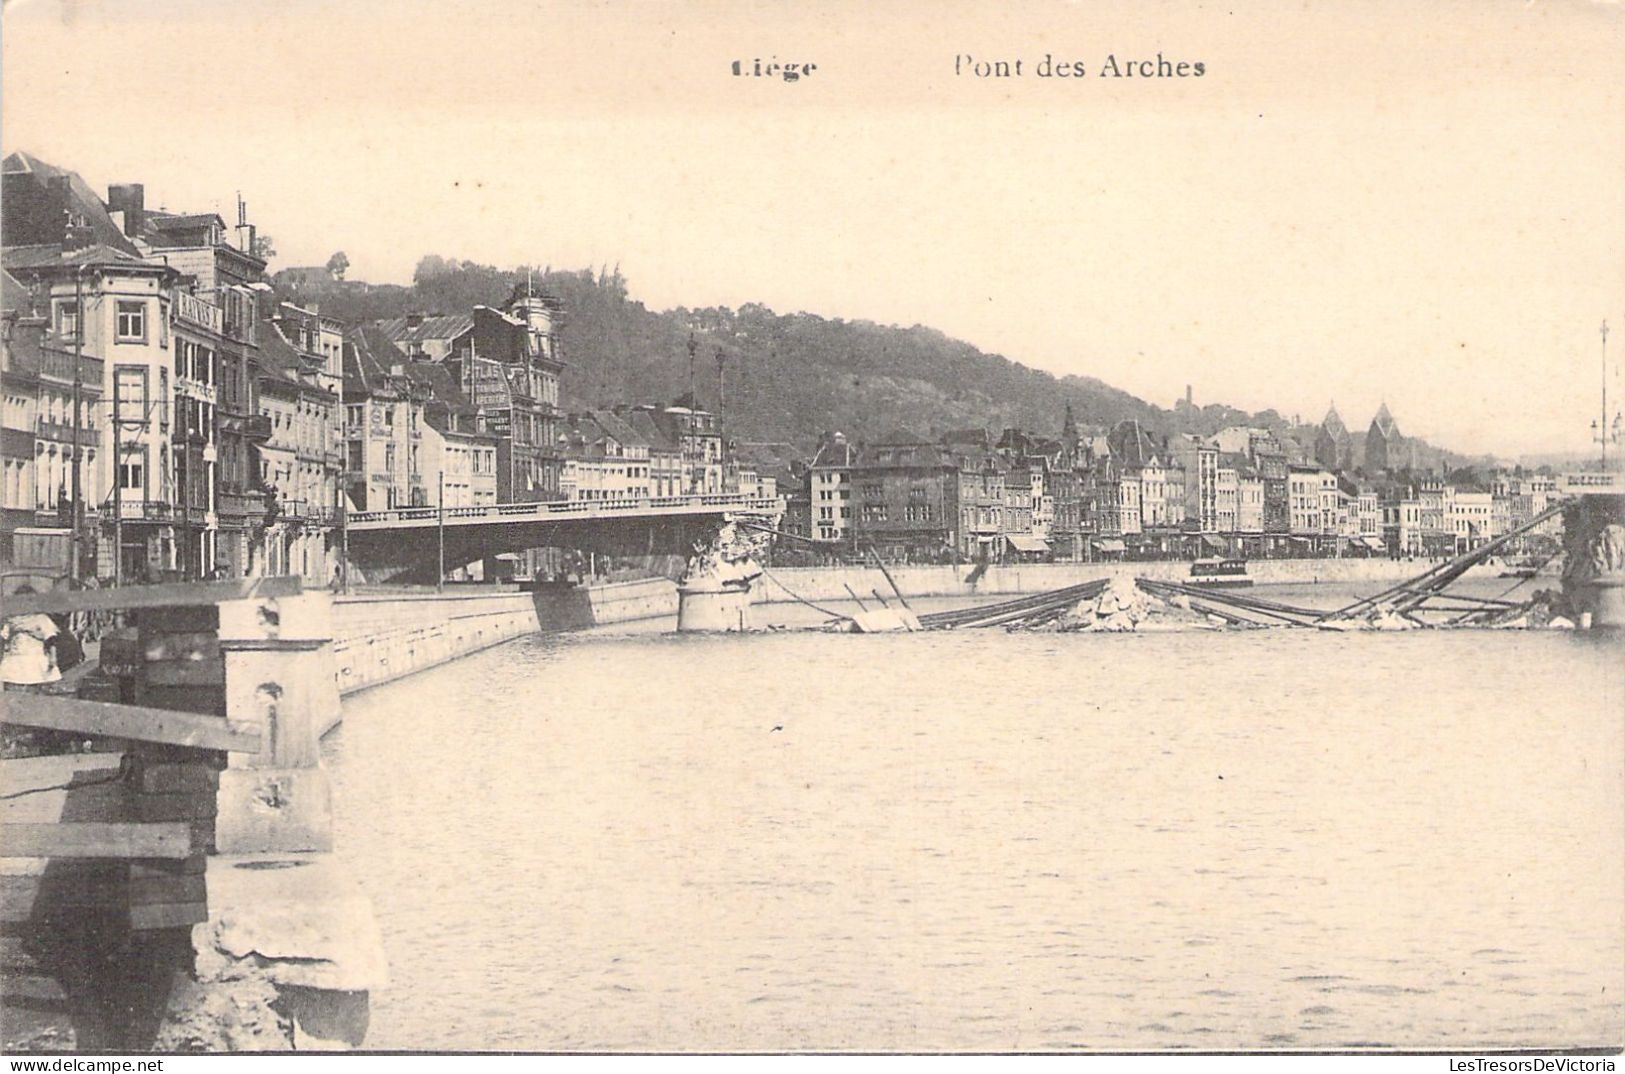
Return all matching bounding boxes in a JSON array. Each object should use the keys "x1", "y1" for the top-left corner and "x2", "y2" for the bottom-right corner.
[{"x1": 0, "y1": 150, "x2": 1602, "y2": 584}]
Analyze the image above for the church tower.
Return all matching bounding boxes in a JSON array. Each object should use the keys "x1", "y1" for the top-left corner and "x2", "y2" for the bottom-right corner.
[{"x1": 1365, "y1": 402, "x2": 1403, "y2": 473}]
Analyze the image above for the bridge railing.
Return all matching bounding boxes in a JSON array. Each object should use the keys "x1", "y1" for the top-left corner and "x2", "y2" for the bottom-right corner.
[{"x1": 348, "y1": 493, "x2": 783, "y2": 527}]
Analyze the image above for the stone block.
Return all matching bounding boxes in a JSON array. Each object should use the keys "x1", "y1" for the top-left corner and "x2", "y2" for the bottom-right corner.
[{"x1": 214, "y1": 768, "x2": 332, "y2": 855}]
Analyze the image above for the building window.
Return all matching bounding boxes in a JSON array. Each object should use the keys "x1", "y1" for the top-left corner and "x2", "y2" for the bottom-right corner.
[
  {"x1": 118, "y1": 446, "x2": 146, "y2": 494},
  {"x1": 116, "y1": 300, "x2": 147, "y2": 342},
  {"x1": 113, "y1": 366, "x2": 147, "y2": 422},
  {"x1": 56, "y1": 300, "x2": 79, "y2": 338}
]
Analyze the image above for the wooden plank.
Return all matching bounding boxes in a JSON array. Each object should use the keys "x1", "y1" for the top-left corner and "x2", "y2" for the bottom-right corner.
[
  {"x1": 3, "y1": 576, "x2": 303, "y2": 617},
  {"x1": 129, "y1": 855, "x2": 207, "y2": 878},
  {"x1": 130, "y1": 685, "x2": 226, "y2": 718},
  {"x1": 141, "y1": 660, "x2": 227, "y2": 688},
  {"x1": 130, "y1": 872, "x2": 205, "y2": 904},
  {"x1": 138, "y1": 607, "x2": 220, "y2": 634},
  {"x1": 134, "y1": 763, "x2": 220, "y2": 795},
  {"x1": 0, "y1": 693, "x2": 258, "y2": 753},
  {"x1": 128, "y1": 901, "x2": 207, "y2": 931},
  {"x1": 2, "y1": 822, "x2": 192, "y2": 859},
  {"x1": 133, "y1": 793, "x2": 217, "y2": 823},
  {"x1": 0, "y1": 873, "x2": 127, "y2": 922}
]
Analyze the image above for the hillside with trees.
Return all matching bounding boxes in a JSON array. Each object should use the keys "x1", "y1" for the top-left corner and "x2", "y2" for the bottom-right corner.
[{"x1": 279, "y1": 257, "x2": 1481, "y2": 466}]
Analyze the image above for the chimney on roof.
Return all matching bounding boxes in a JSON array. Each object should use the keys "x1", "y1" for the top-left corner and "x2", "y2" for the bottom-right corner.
[
  {"x1": 107, "y1": 183, "x2": 144, "y2": 237},
  {"x1": 406, "y1": 313, "x2": 424, "y2": 330}
]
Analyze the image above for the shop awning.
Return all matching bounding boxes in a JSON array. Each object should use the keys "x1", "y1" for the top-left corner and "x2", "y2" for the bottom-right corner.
[
  {"x1": 1094, "y1": 538, "x2": 1126, "y2": 553},
  {"x1": 1287, "y1": 535, "x2": 1313, "y2": 545},
  {"x1": 1201, "y1": 534, "x2": 1229, "y2": 551},
  {"x1": 1358, "y1": 535, "x2": 1387, "y2": 550},
  {"x1": 1006, "y1": 534, "x2": 1050, "y2": 553}
]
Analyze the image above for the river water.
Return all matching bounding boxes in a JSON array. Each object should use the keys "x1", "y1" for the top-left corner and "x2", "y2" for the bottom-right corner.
[{"x1": 324, "y1": 585, "x2": 1625, "y2": 1052}]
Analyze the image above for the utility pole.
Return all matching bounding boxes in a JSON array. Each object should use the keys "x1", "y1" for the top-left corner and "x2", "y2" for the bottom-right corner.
[
  {"x1": 436, "y1": 469, "x2": 446, "y2": 593},
  {"x1": 69, "y1": 267, "x2": 85, "y2": 584},
  {"x1": 715, "y1": 346, "x2": 726, "y2": 427},
  {"x1": 686, "y1": 332, "x2": 697, "y2": 403},
  {"x1": 1594, "y1": 320, "x2": 1623, "y2": 471},
  {"x1": 337, "y1": 476, "x2": 349, "y2": 594}
]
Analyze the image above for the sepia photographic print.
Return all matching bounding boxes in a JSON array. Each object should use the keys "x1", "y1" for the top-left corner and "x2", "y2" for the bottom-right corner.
[{"x1": 1, "y1": 0, "x2": 1623, "y2": 1061}]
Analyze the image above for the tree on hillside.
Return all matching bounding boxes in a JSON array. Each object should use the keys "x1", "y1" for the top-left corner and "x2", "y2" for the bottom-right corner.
[
  {"x1": 326, "y1": 251, "x2": 350, "y2": 281},
  {"x1": 251, "y1": 234, "x2": 276, "y2": 263}
]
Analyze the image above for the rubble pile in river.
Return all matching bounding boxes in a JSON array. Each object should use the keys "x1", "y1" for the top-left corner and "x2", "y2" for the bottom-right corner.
[{"x1": 1027, "y1": 577, "x2": 1222, "y2": 633}]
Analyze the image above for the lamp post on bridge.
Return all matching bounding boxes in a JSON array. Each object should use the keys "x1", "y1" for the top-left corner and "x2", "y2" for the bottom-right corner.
[
  {"x1": 437, "y1": 470, "x2": 446, "y2": 593},
  {"x1": 1594, "y1": 320, "x2": 1621, "y2": 470}
]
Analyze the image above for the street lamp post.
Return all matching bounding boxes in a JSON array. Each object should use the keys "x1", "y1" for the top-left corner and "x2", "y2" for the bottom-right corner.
[{"x1": 1593, "y1": 320, "x2": 1622, "y2": 469}]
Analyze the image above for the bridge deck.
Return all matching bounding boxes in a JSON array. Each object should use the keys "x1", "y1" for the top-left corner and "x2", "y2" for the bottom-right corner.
[{"x1": 346, "y1": 494, "x2": 783, "y2": 531}]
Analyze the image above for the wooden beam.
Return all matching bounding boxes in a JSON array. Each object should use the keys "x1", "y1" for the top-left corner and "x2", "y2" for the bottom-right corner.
[
  {"x1": 4, "y1": 576, "x2": 303, "y2": 617},
  {"x1": 1, "y1": 694, "x2": 260, "y2": 753},
  {"x1": 1, "y1": 822, "x2": 192, "y2": 859}
]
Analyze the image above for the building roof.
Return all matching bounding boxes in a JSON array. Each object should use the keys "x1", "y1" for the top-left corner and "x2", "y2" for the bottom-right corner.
[
  {"x1": 2, "y1": 151, "x2": 143, "y2": 256},
  {"x1": 2, "y1": 242, "x2": 160, "y2": 276},
  {"x1": 401, "y1": 360, "x2": 479, "y2": 421},
  {"x1": 255, "y1": 319, "x2": 335, "y2": 398},
  {"x1": 585, "y1": 408, "x2": 648, "y2": 449},
  {"x1": 940, "y1": 428, "x2": 991, "y2": 451},
  {"x1": 343, "y1": 324, "x2": 410, "y2": 399},
  {"x1": 1219, "y1": 451, "x2": 1259, "y2": 478},
  {"x1": 623, "y1": 408, "x2": 679, "y2": 453},
  {"x1": 147, "y1": 212, "x2": 224, "y2": 232},
  {"x1": 857, "y1": 441, "x2": 957, "y2": 470},
  {"x1": 1370, "y1": 401, "x2": 1400, "y2": 439},
  {"x1": 1106, "y1": 419, "x2": 1161, "y2": 469},
  {"x1": 1, "y1": 268, "x2": 30, "y2": 312},
  {"x1": 811, "y1": 436, "x2": 858, "y2": 469},
  {"x1": 1320, "y1": 404, "x2": 1351, "y2": 442},
  {"x1": 374, "y1": 313, "x2": 475, "y2": 345}
]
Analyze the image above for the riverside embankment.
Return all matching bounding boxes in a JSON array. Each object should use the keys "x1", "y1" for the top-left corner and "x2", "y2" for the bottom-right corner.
[{"x1": 326, "y1": 559, "x2": 1511, "y2": 719}]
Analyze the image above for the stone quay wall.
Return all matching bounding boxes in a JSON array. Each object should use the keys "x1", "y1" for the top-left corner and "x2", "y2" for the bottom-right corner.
[{"x1": 329, "y1": 577, "x2": 679, "y2": 711}]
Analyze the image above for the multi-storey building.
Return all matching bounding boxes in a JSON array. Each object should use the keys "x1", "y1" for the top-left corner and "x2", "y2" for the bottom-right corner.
[
  {"x1": 622, "y1": 407, "x2": 685, "y2": 499},
  {"x1": 168, "y1": 289, "x2": 221, "y2": 577},
  {"x1": 1451, "y1": 487, "x2": 1494, "y2": 552},
  {"x1": 451, "y1": 289, "x2": 566, "y2": 501},
  {"x1": 956, "y1": 452, "x2": 1006, "y2": 560},
  {"x1": 1172, "y1": 434, "x2": 1219, "y2": 534},
  {"x1": 342, "y1": 325, "x2": 429, "y2": 511},
  {"x1": 644, "y1": 396, "x2": 724, "y2": 495},
  {"x1": 131, "y1": 194, "x2": 271, "y2": 577},
  {"x1": 808, "y1": 432, "x2": 856, "y2": 545},
  {"x1": 852, "y1": 431, "x2": 959, "y2": 561},
  {"x1": 1, "y1": 293, "x2": 105, "y2": 566},
  {"x1": 403, "y1": 361, "x2": 498, "y2": 511},
  {"x1": 5, "y1": 242, "x2": 184, "y2": 579},
  {"x1": 558, "y1": 410, "x2": 652, "y2": 501},
  {"x1": 1288, "y1": 464, "x2": 1325, "y2": 538},
  {"x1": 255, "y1": 317, "x2": 340, "y2": 584},
  {"x1": 1381, "y1": 484, "x2": 1424, "y2": 556}
]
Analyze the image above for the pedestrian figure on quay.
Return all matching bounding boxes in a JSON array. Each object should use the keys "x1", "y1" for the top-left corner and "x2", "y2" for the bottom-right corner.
[{"x1": 1, "y1": 585, "x2": 65, "y2": 687}]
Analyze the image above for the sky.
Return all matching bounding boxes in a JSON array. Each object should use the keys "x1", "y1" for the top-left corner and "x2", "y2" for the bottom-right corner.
[{"x1": 4, "y1": 0, "x2": 1624, "y2": 457}]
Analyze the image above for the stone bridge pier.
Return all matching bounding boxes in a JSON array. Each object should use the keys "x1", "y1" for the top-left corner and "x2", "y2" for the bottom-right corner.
[{"x1": 1561, "y1": 493, "x2": 1625, "y2": 629}]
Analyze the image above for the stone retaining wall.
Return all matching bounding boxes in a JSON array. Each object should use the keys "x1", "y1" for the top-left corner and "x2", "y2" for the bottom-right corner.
[{"x1": 329, "y1": 577, "x2": 678, "y2": 712}]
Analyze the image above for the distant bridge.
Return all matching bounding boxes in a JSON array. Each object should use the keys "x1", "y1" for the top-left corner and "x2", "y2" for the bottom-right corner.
[{"x1": 343, "y1": 493, "x2": 784, "y2": 583}]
